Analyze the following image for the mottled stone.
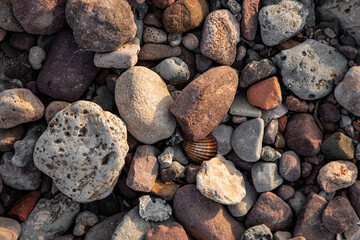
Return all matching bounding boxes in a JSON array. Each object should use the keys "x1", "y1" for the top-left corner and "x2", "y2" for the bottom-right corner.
[
  {"x1": 239, "y1": 59, "x2": 277, "y2": 88},
  {"x1": 241, "y1": 224, "x2": 273, "y2": 240},
  {"x1": 139, "y1": 195, "x2": 172, "y2": 222},
  {"x1": 44, "y1": 101, "x2": 71, "y2": 123},
  {"x1": 154, "y1": 57, "x2": 190, "y2": 85},
  {"x1": 286, "y1": 96, "x2": 308, "y2": 112},
  {"x1": 320, "y1": 132, "x2": 355, "y2": 159},
  {"x1": 28, "y1": 46, "x2": 46, "y2": 70},
  {"x1": 145, "y1": 222, "x2": 188, "y2": 240},
  {"x1": 247, "y1": 76, "x2": 282, "y2": 110},
  {"x1": 138, "y1": 44, "x2": 181, "y2": 60},
  {"x1": 228, "y1": 177, "x2": 257, "y2": 217},
  {"x1": 279, "y1": 151, "x2": 301, "y2": 182},
  {"x1": 73, "y1": 211, "x2": 99, "y2": 236},
  {"x1": 84, "y1": 213, "x2": 125, "y2": 240}
]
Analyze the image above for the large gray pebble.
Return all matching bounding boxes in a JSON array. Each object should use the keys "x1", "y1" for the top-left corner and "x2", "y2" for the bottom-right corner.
[
  {"x1": 154, "y1": 57, "x2": 190, "y2": 85},
  {"x1": 251, "y1": 161, "x2": 283, "y2": 193}
]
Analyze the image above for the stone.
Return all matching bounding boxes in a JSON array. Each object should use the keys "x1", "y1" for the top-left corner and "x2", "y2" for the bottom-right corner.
[
  {"x1": 349, "y1": 181, "x2": 360, "y2": 217},
  {"x1": 170, "y1": 161, "x2": 185, "y2": 178},
  {"x1": 0, "y1": 217, "x2": 21, "y2": 240},
  {"x1": 151, "y1": 179, "x2": 179, "y2": 201},
  {"x1": 195, "y1": 54, "x2": 213, "y2": 73},
  {"x1": 211, "y1": 124, "x2": 233, "y2": 155},
  {"x1": 261, "y1": 146, "x2": 281, "y2": 161},
  {"x1": 226, "y1": 0, "x2": 241, "y2": 14},
  {"x1": 274, "y1": 39, "x2": 348, "y2": 100},
  {"x1": 66, "y1": 0, "x2": 136, "y2": 52},
  {"x1": 93, "y1": 38, "x2": 140, "y2": 69},
  {"x1": 174, "y1": 185, "x2": 245, "y2": 240},
  {"x1": 240, "y1": 59, "x2": 277, "y2": 88},
  {"x1": 345, "y1": 224, "x2": 360, "y2": 240},
  {"x1": 21, "y1": 194, "x2": 80, "y2": 240},
  {"x1": 84, "y1": 213, "x2": 125, "y2": 240},
  {"x1": 241, "y1": 224, "x2": 273, "y2": 240},
  {"x1": 279, "y1": 151, "x2": 301, "y2": 182},
  {"x1": 263, "y1": 119, "x2": 278, "y2": 145},
  {"x1": 9, "y1": 32, "x2": 35, "y2": 51},
  {"x1": 44, "y1": 101, "x2": 71, "y2": 123},
  {"x1": 320, "y1": 132, "x2": 354, "y2": 159},
  {"x1": 262, "y1": 104, "x2": 288, "y2": 125},
  {"x1": 241, "y1": 0, "x2": 260, "y2": 41},
  {"x1": 143, "y1": 26, "x2": 167, "y2": 44},
  {"x1": 37, "y1": 29, "x2": 99, "y2": 101},
  {"x1": 0, "y1": 125, "x2": 24, "y2": 152},
  {"x1": 274, "y1": 231, "x2": 292, "y2": 240},
  {"x1": 317, "y1": 160, "x2": 357, "y2": 193},
  {"x1": 322, "y1": 196, "x2": 359, "y2": 234},
  {"x1": 158, "y1": 147, "x2": 174, "y2": 169},
  {"x1": 0, "y1": 88, "x2": 44, "y2": 129},
  {"x1": 196, "y1": 154, "x2": 246, "y2": 205},
  {"x1": 276, "y1": 184, "x2": 294, "y2": 201},
  {"x1": 8, "y1": 191, "x2": 39, "y2": 221},
  {"x1": 259, "y1": 0, "x2": 308, "y2": 46},
  {"x1": 168, "y1": 33, "x2": 182, "y2": 46},
  {"x1": 182, "y1": 33, "x2": 199, "y2": 51},
  {"x1": 34, "y1": 101, "x2": 128, "y2": 203},
  {"x1": 287, "y1": 190, "x2": 306, "y2": 217},
  {"x1": 115, "y1": 66, "x2": 176, "y2": 144},
  {"x1": 335, "y1": 66, "x2": 360, "y2": 116},
  {"x1": 245, "y1": 192, "x2": 292, "y2": 231},
  {"x1": 28, "y1": 46, "x2": 46, "y2": 70},
  {"x1": 247, "y1": 76, "x2": 282, "y2": 110},
  {"x1": 170, "y1": 66, "x2": 238, "y2": 141},
  {"x1": 338, "y1": 45, "x2": 358, "y2": 60},
  {"x1": 163, "y1": 0, "x2": 209, "y2": 34},
  {"x1": 228, "y1": 177, "x2": 257, "y2": 217},
  {"x1": 229, "y1": 93, "x2": 262, "y2": 118},
  {"x1": 0, "y1": 152, "x2": 42, "y2": 190},
  {"x1": 73, "y1": 211, "x2": 99, "y2": 236},
  {"x1": 232, "y1": 118, "x2": 264, "y2": 162},
  {"x1": 127, "y1": 145, "x2": 159, "y2": 192},
  {"x1": 145, "y1": 222, "x2": 188, "y2": 240},
  {"x1": 172, "y1": 144, "x2": 189, "y2": 165},
  {"x1": 318, "y1": 103, "x2": 340, "y2": 123},
  {"x1": 200, "y1": 10, "x2": 240, "y2": 66},
  {"x1": 154, "y1": 57, "x2": 190, "y2": 85},
  {"x1": 138, "y1": 44, "x2": 181, "y2": 60},
  {"x1": 0, "y1": 0, "x2": 23, "y2": 32},
  {"x1": 285, "y1": 96, "x2": 308, "y2": 112},
  {"x1": 139, "y1": 195, "x2": 172, "y2": 222},
  {"x1": 252, "y1": 161, "x2": 283, "y2": 193},
  {"x1": 284, "y1": 113, "x2": 322, "y2": 156},
  {"x1": 12, "y1": 0, "x2": 66, "y2": 35}
]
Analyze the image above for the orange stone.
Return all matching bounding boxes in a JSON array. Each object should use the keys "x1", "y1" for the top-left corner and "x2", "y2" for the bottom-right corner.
[
  {"x1": 289, "y1": 237, "x2": 306, "y2": 240},
  {"x1": 247, "y1": 76, "x2": 282, "y2": 110},
  {"x1": 276, "y1": 39, "x2": 301, "y2": 51},
  {"x1": 278, "y1": 115, "x2": 287, "y2": 133},
  {"x1": 8, "y1": 191, "x2": 41, "y2": 221},
  {"x1": 151, "y1": 178, "x2": 180, "y2": 201}
]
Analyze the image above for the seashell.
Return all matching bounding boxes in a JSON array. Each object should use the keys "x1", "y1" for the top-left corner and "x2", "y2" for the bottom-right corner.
[
  {"x1": 182, "y1": 33, "x2": 199, "y2": 51},
  {"x1": 182, "y1": 134, "x2": 218, "y2": 164}
]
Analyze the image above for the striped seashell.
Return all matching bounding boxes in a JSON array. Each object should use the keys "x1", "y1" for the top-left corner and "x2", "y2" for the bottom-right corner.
[
  {"x1": 182, "y1": 33, "x2": 199, "y2": 51},
  {"x1": 182, "y1": 134, "x2": 218, "y2": 164}
]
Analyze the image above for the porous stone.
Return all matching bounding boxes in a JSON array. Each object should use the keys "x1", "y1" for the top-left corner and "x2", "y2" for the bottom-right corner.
[
  {"x1": 228, "y1": 177, "x2": 257, "y2": 217},
  {"x1": 115, "y1": 66, "x2": 176, "y2": 144},
  {"x1": 145, "y1": 222, "x2": 188, "y2": 240},
  {"x1": 154, "y1": 57, "x2": 190, "y2": 85},
  {"x1": 139, "y1": 195, "x2": 172, "y2": 222},
  {"x1": 0, "y1": 217, "x2": 21, "y2": 240},
  {"x1": 241, "y1": 224, "x2": 273, "y2": 240},
  {"x1": 138, "y1": 44, "x2": 181, "y2": 60},
  {"x1": 229, "y1": 93, "x2": 262, "y2": 118},
  {"x1": 0, "y1": 126, "x2": 24, "y2": 152},
  {"x1": 143, "y1": 26, "x2": 167, "y2": 43},
  {"x1": 274, "y1": 39, "x2": 347, "y2": 100},
  {"x1": 34, "y1": 101, "x2": 128, "y2": 203},
  {"x1": 28, "y1": 46, "x2": 46, "y2": 70},
  {"x1": 279, "y1": 151, "x2": 301, "y2": 182},
  {"x1": 211, "y1": 124, "x2": 233, "y2": 155},
  {"x1": 0, "y1": 0, "x2": 24, "y2": 32},
  {"x1": 73, "y1": 211, "x2": 99, "y2": 236},
  {"x1": 320, "y1": 132, "x2": 355, "y2": 159},
  {"x1": 252, "y1": 161, "x2": 283, "y2": 193},
  {"x1": 200, "y1": 9, "x2": 240, "y2": 66}
]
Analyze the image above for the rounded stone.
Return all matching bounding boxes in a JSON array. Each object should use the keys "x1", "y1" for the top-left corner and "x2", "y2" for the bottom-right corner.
[
  {"x1": 0, "y1": 125, "x2": 24, "y2": 152},
  {"x1": 45, "y1": 101, "x2": 72, "y2": 123},
  {"x1": 29, "y1": 46, "x2": 46, "y2": 70},
  {"x1": 143, "y1": 26, "x2": 167, "y2": 44},
  {"x1": 182, "y1": 33, "x2": 199, "y2": 51},
  {"x1": 0, "y1": 0, "x2": 24, "y2": 32},
  {"x1": 279, "y1": 151, "x2": 301, "y2": 182},
  {"x1": 241, "y1": 224, "x2": 273, "y2": 240},
  {"x1": 0, "y1": 217, "x2": 21, "y2": 240},
  {"x1": 318, "y1": 103, "x2": 340, "y2": 123},
  {"x1": 145, "y1": 222, "x2": 188, "y2": 240},
  {"x1": 152, "y1": 0, "x2": 175, "y2": 9},
  {"x1": 34, "y1": 101, "x2": 129, "y2": 203},
  {"x1": 211, "y1": 124, "x2": 233, "y2": 155},
  {"x1": 251, "y1": 161, "x2": 283, "y2": 193},
  {"x1": 154, "y1": 57, "x2": 190, "y2": 85},
  {"x1": 247, "y1": 76, "x2": 282, "y2": 110},
  {"x1": 73, "y1": 211, "x2": 99, "y2": 236}
]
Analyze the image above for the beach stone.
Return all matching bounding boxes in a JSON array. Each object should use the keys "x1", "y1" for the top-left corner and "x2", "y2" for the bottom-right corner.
[
  {"x1": 0, "y1": 0, "x2": 23, "y2": 32},
  {"x1": 229, "y1": 93, "x2": 262, "y2": 118},
  {"x1": 0, "y1": 88, "x2": 44, "y2": 129},
  {"x1": 172, "y1": 144, "x2": 189, "y2": 165},
  {"x1": 196, "y1": 154, "x2": 246, "y2": 205},
  {"x1": 66, "y1": 0, "x2": 136, "y2": 52},
  {"x1": 84, "y1": 213, "x2": 125, "y2": 240},
  {"x1": 274, "y1": 39, "x2": 347, "y2": 100},
  {"x1": 240, "y1": 59, "x2": 277, "y2": 88},
  {"x1": 154, "y1": 57, "x2": 190, "y2": 85},
  {"x1": 195, "y1": 54, "x2": 212, "y2": 73},
  {"x1": 261, "y1": 146, "x2": 281, "y2": 161},
  {"x1": 8, "y1": 191, "x2": 40, "y2": 221},
  {"x1": 138, "y1": 44, "x2": 181, "y2": 60},
  {"x1": 274, "y1": 231, "x2": 292, "y2": 240},
  {"x1": 263, "y1": 119, "x2": 278, "y2": 145},
  {"x1": 287, "y1": 190, "x2": 306, "y2": 217},
  {"x1": 163, "y1": 0, "x2": 209, "y2": 34},
  {"x1": 115, "y1": 66, "x2": 176, "y2": 144},
  {"x1": 200, "y1": 9, "x2": 240, "y2": 66},
  {"x1": 160, "y1": 168, "x2": 177, "y2": 183},
  {"x1": 174, "y1": 184, "x2": 245, "y2": 240},
  {"x1": 152, "y1": 0, "x2": 175, "y2": 9},
  {"x1": 259, "y1": 0, "x2": 308, "y2": 46},
  {"x1": 170, "y1": 66, "x2": 238, "y2": 141},
  {"x1": 139, "y1": 195, "x2": 172, "y2": 222},
  {"x1": 335, "y1": 66, "x2": 360, "y2": 116},
  {"x1": 182, "y1": 33, "x2": 199, "y2": 51},
  {"x1": 279, "y1": 151, "x2": 301, "y2": 182},
  {"x1": 247, "y1": 76, "x2": 282, "y2": 110},
  {"x1": 284, "y1": 113, "x2": 322, "y2": 156},
  {"x1": 262, "y1": 104, "x2": 288, "y2": 125},
  {"x1": 241, "y1": 0, "x2": 260, "y2": 41},
  {"x1": 245, "y1": 192, "x2": 292, "y2": 231},
  {"x1": 211, "y1": 124, "x2": 233, "y2": 155},
  {"x1": 151, "y1": 179, "x2": 180, "y2": 200},
  {"x1": 34, "y1": 101, "x2": 128, "y2": 203},
  {"x1": 338, "y1": 45, "x2": 358, "y2": 60},
  {"x1": 252, "y1": 161, "x2": 283, "y2": 193},
  {"x1": 232, "y1": 118, "x2": 264, "y2": 162},
  {"x1": 349, "y1": 181, "x2": 360, "y2": 217},
  {"x1": 28, "y1": 46, "x2": 46, "y2": 70},
  {"x1": 241, "y1": 224, "x2": 273, "y2": 240},
  {"x1": 143, "y1": 26, "x2": 167, "y2": 43},
  {"x1": 37, "y1": 29, "x2": 99, "y2": 101},
  {"x1": 320, "y1": 132, "x2": 355, "y2": 159},
  {"x1": 158, "y1": 147, "x2": 174, "y2": 169},
  {"x1": 145, "y1": 222, "x2": 188, "y2": 240},
  {"x1": 21, "y1": 194, "x2": 80, "y2": 240},
  {"x1": 0, "y1": 217, "x2": 21, "y2": 240},
  {"x1": 318, "y1": 103, "x2": 340, "y2": 123},
  {"x1": 0, "y1": 126, "x2": 24, "y2": 152},
  {"x1": 45, "y1": 101, "x2": 71, "y2": 123},
  {"x1": 276, "y1": 185, "x2": 294, "y2": 201},
  {"x1": 228, "y1": 177, "x2": 257, "y2": 217},
  {"x1": 168, "y1": 33, "x2": 182, "y2": 46},
  {"x1": 12, "y1": 0, "x2": 66, "y2": 35},
  {"x1": 345, "y1": 224, "x2": 360, "y2": 240},
  {"x1": 93, "y1": 38, "x2": 140, "y2": 69},
  {"x1": 317, "y1": 160, "x2": 357, "y2": 193},
  {"x1": 285, "y1": 96, "x2": 308, "y2": 112},
  {"x1": 127, "y1": 145, "x2": 159, "y2": 192},
  {"x1": 9, "y1": 33, "x2": 35, "y2": 51},
  {"x1": 73, "y1": 211, "x2": 99, "y2": 236},
  {"x1": 322, "y1": 196, "x2": 359, "y2": 234}
]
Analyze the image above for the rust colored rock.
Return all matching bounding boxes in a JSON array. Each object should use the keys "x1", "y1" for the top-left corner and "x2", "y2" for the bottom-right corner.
[
  {"x1": 286, "y1": 96, "x2": 308, "y2": 112},
  {"x1": 8, "y1": 190, "x2": 41, "y2": 221},
  {"x1": 170, "y1": 66, "x2": 238, "y2": 141},
  {"x1": 152, "y1": 0, "x2": 175, "y2": 9},
  {"x1": 163, "y1": 0, "x2": 209, "y2": 34},
  {"x1": 241, "y1": 0, "x2": 260, "y2": 41},
  {"x1": 0, "y1": 126, "x2": 24, "y2": 152},
  {"x1": 151, "y1": 178, "x2": 180, "y2": 201},
  {"x1": 145, "y1": 222, "x2": 189, "y2": 240},
  {"x1": 276, "y1": 39, "x2": 301, "y2": 51},
  {"x1": 278, "y1": 116, "x2": 287, "y2": 133},
  {"x1": 138, "y1": 44, "x2": 181, "y2": 60},
  {"x1": 247, "y1": 77, "x2": 282, "y2": 110}
]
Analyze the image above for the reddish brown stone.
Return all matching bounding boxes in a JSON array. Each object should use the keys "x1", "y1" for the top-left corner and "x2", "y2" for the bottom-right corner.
[
  {"x1": 247, "y1": 77, "x2": 282, "y2": 110},
  {"x1": 278, "y1": 115, "x2": 287, "y2": 133},
  {"x1": 338, "y1": 45, "x2": 358, "y2": 60},
  {"x1": 152, "y1": 0, "x2": 175, "y2": 9},
  {"x1": 9, "y1": 33, "x2": 35, "y2": 51},
  {"x1": 170, "y1": 66, "x2": 238, "y2": 141},
  {"x1": 138, "y1": 44, "x2": 181, "y2": 60},
  {"x1": 276, "y1": 184, "x2": 295, "y2": 201},
  {"x1": 318, "y1": 103, "x2": 340, "y2": 123},
  {"x1": 241, "y1": 0, "x2": 260, "y2": 41},
  {"x1": 8, "y1": 190, "x2": 41, "y2": 221},
  {"x1": 144, "y1": 11, "x2": 163, "y2": 28},
  {"x1": 160, "y1": 168, "x2": 177, "y2": 183},
  {"x1": 145, "y1": 222, "x2": 189, "y2": 240},
  {"x1": 0, "y1": 125, "x2": 24, "y2": 152},
  {"x1": 276, "y1": 39, "x2": 301, "y2": 51},
  {"x1": 279, "y1": 151, "x2": 301, "y2": 182},
  {"x1": 286, "y1": 96, "x2": 308, "y2": 112},
  {"x1": 151, "y1": 178, "x2": 179, "y2": 201}
]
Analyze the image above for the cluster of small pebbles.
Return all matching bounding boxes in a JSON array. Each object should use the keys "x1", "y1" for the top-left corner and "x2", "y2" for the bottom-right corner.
[{"x1": 1, "y1": 0, "x2": 360, "y2": 239}]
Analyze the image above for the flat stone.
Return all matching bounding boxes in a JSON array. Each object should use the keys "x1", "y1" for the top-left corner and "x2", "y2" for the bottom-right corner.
[
  {"x1": 279, "y1": 151, "x2": 301, "y2": 182},
  {"x1": 211, "y1": 124, "x2": 233, "y2": 155},
  {"x1": 261, "y1": 104, "x2": 288, "y2": 125},
  {"x1": 241, "y1": 0, "x2": 260, "y2": 41},
  {"x1": 252, "y1": 161, "x2": 283, "y2": 193},
  {"x1": 138, "y1": 44, "x2": 181, "y2": 60},
  {"x1": 263, "y1": 119, "x2": 278, "y2": 144},
  {"x1": 145, "y1": 222, "x2": 188, "y2": 240},
  {"x1": 0, "y1": 217, "x2": 21, "y2": 240},
  {"x1": 239, "y1": 59, "x2": 277, "y2": 88},
  {"x1": 321, "y1": 132, "x2": 355, "y2": 159},
  {"x1": 0, "y1": 0, "x2": 23, "y2": 32},
  {"x1": 154, "y1": 57, "x2": 190, "y2": 85},
  {"x1": 228, "y1": 177, "x2": 257, "y2": 217},
  {"x1": 229, "y1": 93, "x2": 262, "y2": 118},
  {"x1": 0, "y1": 125, "x2": 24, "y2": 152},
  {"x1": 139, "y1": 195, "x2": 172, "y2": 222},
  {"x1": 247, "y1": 76, "x2": 282, "y2": 110},
  {"x1": 84, "y1": 213, "x2": 126, "y2": 240},
  {"x1": 241, "y1": 224, "x2": 273, "y2": 240}
]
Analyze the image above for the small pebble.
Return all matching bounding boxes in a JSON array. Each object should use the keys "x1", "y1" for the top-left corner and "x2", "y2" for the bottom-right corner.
[
  {"x1": 73, "y1": 211, "x2": 99, "y2": 236},
  {"x1": 158, "y1": 146, "x2": 174, "y2": 169}
]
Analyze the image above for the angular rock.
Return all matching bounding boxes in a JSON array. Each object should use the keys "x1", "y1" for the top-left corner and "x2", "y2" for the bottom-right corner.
[
  {"x1": 0, "y1": 125, "x2": 24, "y2": 152},
  {"x1": 138, "y1": 44, "x2": 181, "y2": 60},
  {"x1": 321, "y1": 132, "x2": 354, "y2": 159},
  {"x1": 285, "y1": 96, "x2": 308, "y2": 112},
  {"x1": 145, "y1": 222, "x2": 188, "y2": 240},
  {"x1": 73, "y1": 211, "x2": 99, "y2": 236},
  {"x1": 8, "y1": 190, "x2": 41, "y2": 221},
  {"x1": 84, "y1": 213, "x2": 125, "y2": 240},
  {"x1": 139, "y1": 195, "x2": 172, "y2": 222},
  {"x1": 247, "y1": 76, "x2": 282, "y2": 110},
  {"x1": 154, "y1": 57, "x2": 190, "y2": 85},
  {"x1": 279, "y1": 151, "x2": 301, "y2": 182},
  {"x1": 241, "y1": 224, "x2": 273, "y2": 240},
  {"x1": 211, "y1": 124, "x2": 233, "y2": 155},
  {"x1": 228, "y1": 177, "x2": 257, "y2": 217},
  {"x1": 0, "y1": 0, "x2": 23, "y2": 32},
  {"x1": 240, "y1": 59, "x2": 277, "y2": 88},
  {"x1": 151, "y1": 179, "x2": 180, "y2": 201},
  {"x1": 252, "y1": 161, "x2": 283, "y2": 193},
  {"x1": 261, "y1": 146, "x2": 281, "y2": 161},
  {"x1": 0, "y1": 217, "x2": 21, "y2": 240},
  {"x1": 158, "y1": 147, "x2": 174, "y2": 169},
  {"x1": 241, "y1": 0, "x2": 260, "y2": 41},
  {"x1": 229, "y1": 93, "x2": 262, "y2": 118}
]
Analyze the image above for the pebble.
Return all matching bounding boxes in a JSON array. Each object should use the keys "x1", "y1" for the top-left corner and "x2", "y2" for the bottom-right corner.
[
  {"x1": 0, "y1": 217, "x2": 21, "y2": 240},
  {"x1": 229, "y1": 93, "x2": 262, "y2": 118},
  {"x1": 154, "y1": 57, "x2": 190, "y2": 85},
  {"x1": 151, "y1": 179, "x2": 180, "y2": 200},
  {"x1": 0, "y1": 28, "x2": 6, "y2": 41},
  {"x1": 335, "y1": 66, "x2": 360, "y2": 116},
  {"x1": 228, "y1": 177, "x2": 257, "y2": 217},
  {"x1": 163, "y1": 0, "x2": 209, "y2": 34},
  {"x1": 152, "y1": 0, "x2": 175, "y2": 9},
  {"x1": 240, "y1": 59, "x2": 277, "y2": 88},
  {"x1": 144, "y1": 11, "x2": 163, "y2": 28},
  {"x1": 143, "y1": 26, "x2": 167, "y2": 43},
  {"x1": 274, "y1": 39, "x2": 348, "y2": 100},
  {"x1": 320, "y1": 132, "x2": 354, "y2": 159},
  {"x1": 344, "y1": 224, "x2": 360, "y2": 240},
  {"x1": 284, "y1": 113, "x2": 322, "y2": 156},
  {"x1": 279, "y1": 151, "x2": 301, "y2": 182},
  {"x1": 247, "y1": 76, "x2": 282, "y2": 110},
  {"x1": 21, "y1": 194, "x2": 80, "y2": 240},
  {"x1": 170, "y1": 160, "x2": 185, "y2": 178},
  {"x1": 259, "y1": 0, "x2": 308, "y2": 46},
  {"x1": 317, "y1": 160, "x2": 357, "y2": 193},
  {"x1": 0, "y1": 0, "x2": 23, "y2": 32},
  {"x1": 34, "y1": 101, "x2": 128, "y2": 203},
  {"x1": 349, "y1": 181, "x2": 360, "y2": 217},
  {"x1": 171, "y1": 66, "x2": 238, "y2": 141},
  {"x1": 37, "y1": 29, "x2": 99, "y2": 101},
  {"x1": 182, "y1": 33, "x2": 199, "y2": 51},
  {"x1": 275, "y1": 132, "x2": 286, "y2": 149},
  {"x1": 139, "y1": 195, "x2": 172, "y2": 222},
  {"x1": 262, "y1": 103, "x2": 288, "y2": 125},
  {"x1": 196, "y1": 154, "x2": 246, "y2": 205},
  {"x1": 185, "y1": 165, "x2": 201, "y2": 184},
  {"x1": 301, "y1": 162, "x2": 312, "y2": 178},
  {"x1": 172, "y1": 144, "x2": 189, "y2": 165},
  {"x1": 145, "y1": 222, "x2": 189, "y2": 240},
  {"x1": 287, "y1": 190, "x2": 306, "y2": 217},
  {"x1": 245, "y1": 192, "x2": 292, "y2": 231},
  {"x1": 340, "y1": 115, "x2": 352, "y2": 128},
  {"x1": 276, "y1": 184, "x2": 294, "y2": 201},
  {"x1": 318, "y1": 103, "x2": 340, "y2": 123},
  {"x1": 0, "y1": 126, "x2": 24, "y2": 152},
  {"x1": 158, "y1": 147, "x2": 174, "y2": 169},
  {"x1": 261, "y1": 146, "x2": 281, "y2": 161},
  {"x1": 200, "y1": 9, "x2": 240, "y2": 66},
  {"x1": 274, "y1": 231, "x2": 292, "y2": 240},
  {"x1": 66, "y1": 0, "x2": 136, "y2": 52},
  {"x1": 226, "y1": 0, "x2": 241, "y2": 14},
  {"x1": 93, "y1": 38, "x2": 140, "y2": 69},
  {"x1": 251, "y1": 161, "x2": 283, "y2": 193},
  {"x1": 9, "y1": 32, "x2": 35, "y2": 51},
  {"x1": 285, "y1": 96, "x2": 308, "y2": 112},
  {"x1": 28, "y1": 46, "x2": 46, "y2": 70},
  {"x1": 263, "y1": 119, "x2": 278, "y2": 144},
  {"x1": 338, "y1": 45, "x2": 358, "y2": 60},
  {"x1": 232, "y1": 118, "x2": 264, "y2": 162},
  {"x1": 84, "y1": 213, "x2": 125, "y2": 240},
  {"x1": 115, "y1": 66, "x2": 176, "y2": 144},
  {"x1": 8, "y1": 191, "x2": 39, "y2": 221},
  {"x1": 127, "y1": 145, "x2": 159, "y2": 192},
  {"x1": 168, "y1": 33, "x2": 182, "y2": 46},
  {"x1": 322, "y1": 196, "x2": 359, "y2": 234},
  {"x1": 73, "y1": 211, "x2": 99, "y2": 236},
  {"x1": 241, "y1": 224, "x2": 273, "y2": 240},
  {"x1": 44, "y1": 101, "x2": 71, "y2": 123},
  {"x1": 211, "y1": 124, "x2": 233, "y2": 155},
  {"x1": 173, "y1": 185, "x2": 245, "y2": 240},
  {"x1": 138, "y1": 43, "x2": 181, "y2": 60},
  {"x1": 241, "y1": 0, "x2": 259, "y2": 41}
]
